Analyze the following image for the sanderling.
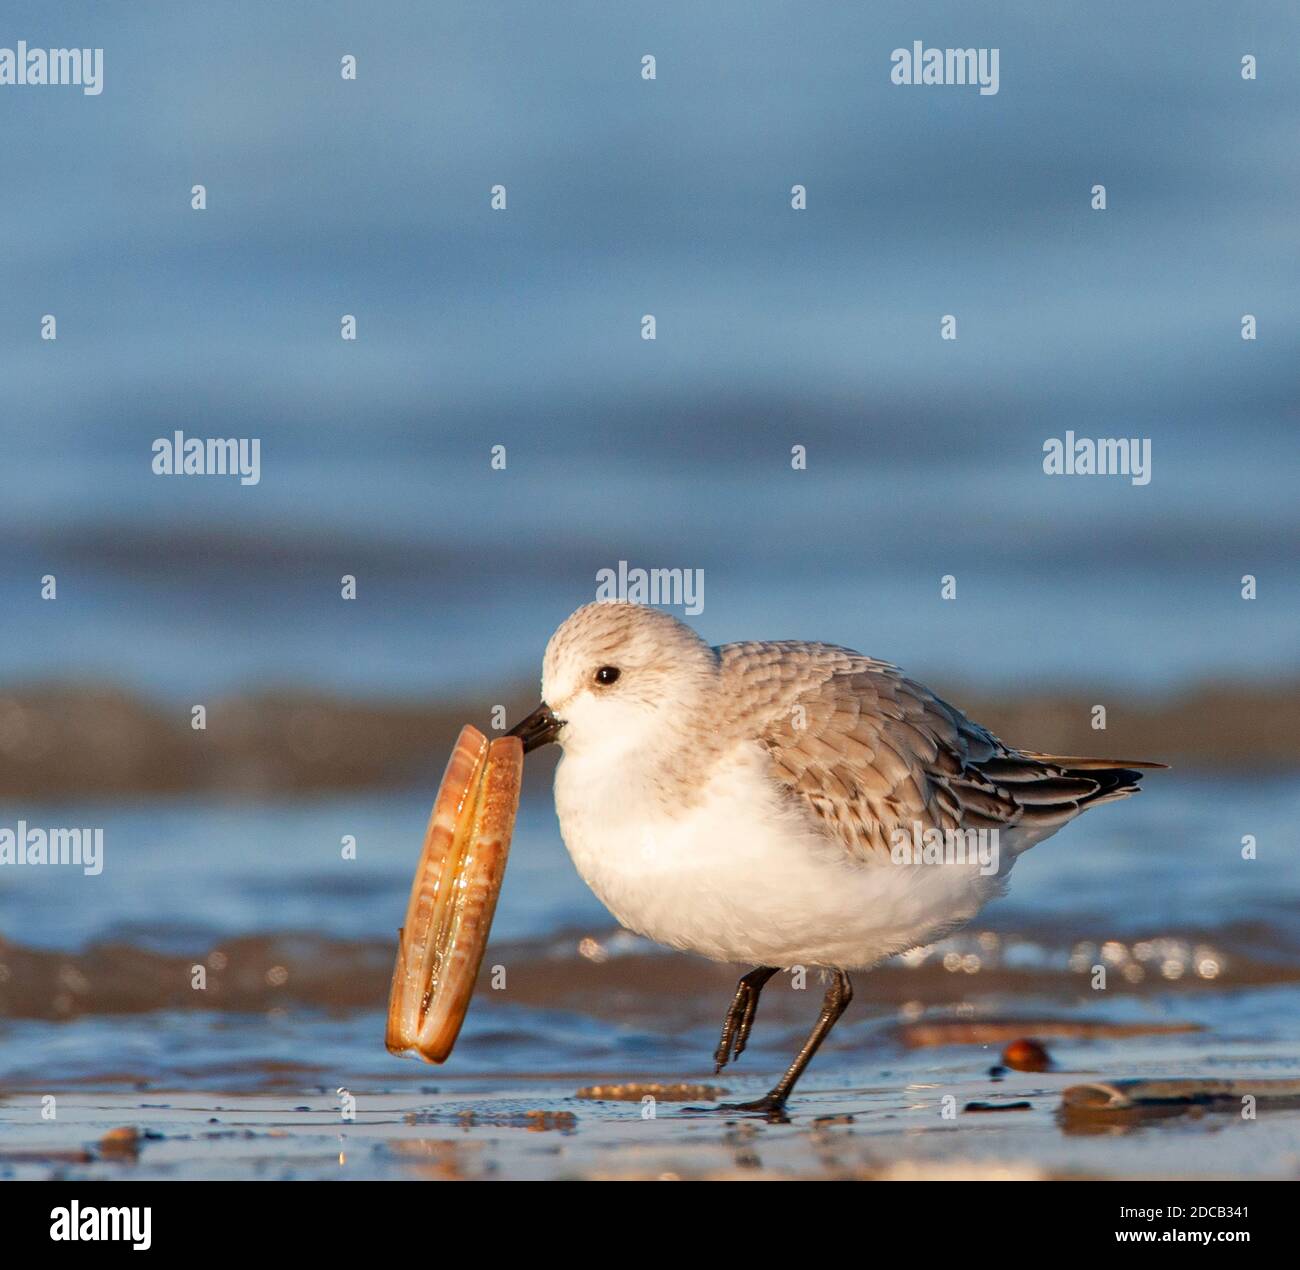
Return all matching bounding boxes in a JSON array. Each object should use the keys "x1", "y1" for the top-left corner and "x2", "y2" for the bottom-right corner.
[{"x1": 509, "y1": 601, "x2": 1164, "y2": 1113}]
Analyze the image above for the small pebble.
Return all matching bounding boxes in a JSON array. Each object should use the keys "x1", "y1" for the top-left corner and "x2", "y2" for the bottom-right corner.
[
  {"x1": 1002, "y1": 1038, "x2": 1052, "y2": 1072},
  {"x1": 98, "y1": 1126, "x2": 140, "y2": 1158}
]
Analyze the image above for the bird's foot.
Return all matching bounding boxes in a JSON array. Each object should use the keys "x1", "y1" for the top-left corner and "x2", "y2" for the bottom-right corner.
[
  {"x1": 713, "y1": 979, "x2": 762, "y2": 1072},
  {"x1": 714, "y1": 1093, "x2": 790, "y2": 1122}
]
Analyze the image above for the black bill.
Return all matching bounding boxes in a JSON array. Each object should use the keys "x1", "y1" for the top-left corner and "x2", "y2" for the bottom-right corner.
[{"x1": 506, "y1": 703, "x2": 563, "y2": 753}]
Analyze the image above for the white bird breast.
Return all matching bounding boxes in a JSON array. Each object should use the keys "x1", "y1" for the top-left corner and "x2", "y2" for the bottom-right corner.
[{"x1": 553, "y1": 739, "x2": 1013, "y2": 969}]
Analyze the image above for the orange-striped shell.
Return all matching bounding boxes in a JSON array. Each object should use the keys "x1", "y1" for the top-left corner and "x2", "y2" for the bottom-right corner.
[{"x1": 386, "y1": 726, "x2": 522, "y2": 1063}]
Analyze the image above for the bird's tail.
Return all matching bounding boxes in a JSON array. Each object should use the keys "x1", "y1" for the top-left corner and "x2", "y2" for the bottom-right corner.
[{"x1": 1016, "y1": 752, "x2": 1168, "y2": 810}]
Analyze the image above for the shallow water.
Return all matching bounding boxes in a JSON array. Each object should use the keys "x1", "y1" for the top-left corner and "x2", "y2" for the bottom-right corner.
[
  {"x1": 3, "y1": 773, "x2": 1296, "y2": 956},
  {"x1": 1, "y1": 772, "x2": 1297, "y2": 1181}
]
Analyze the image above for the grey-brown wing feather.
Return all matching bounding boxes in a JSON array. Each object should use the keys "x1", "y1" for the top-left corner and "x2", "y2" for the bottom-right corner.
[{"x1": 718, "y1": 641, "x2": 1155, "y2": 863}]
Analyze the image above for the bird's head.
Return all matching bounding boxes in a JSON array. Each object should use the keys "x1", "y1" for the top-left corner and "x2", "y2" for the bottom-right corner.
[{"x1": 508, "y1": 602, "x2": 718, "y2": 761}]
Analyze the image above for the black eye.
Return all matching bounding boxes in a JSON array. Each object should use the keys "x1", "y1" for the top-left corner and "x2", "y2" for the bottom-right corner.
[{"x1": 594, "y1": 666, "x2": 621, "y2": 686}]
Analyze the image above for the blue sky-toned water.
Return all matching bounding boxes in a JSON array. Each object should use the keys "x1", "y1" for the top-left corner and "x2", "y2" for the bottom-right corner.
[{"x1": 0, "y1": 1, "x2": 1295, "y2": 702}]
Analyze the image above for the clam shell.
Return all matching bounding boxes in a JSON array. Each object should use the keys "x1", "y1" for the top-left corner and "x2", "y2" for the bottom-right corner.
[{"x1": 386, "y1": 726, "x2": 522, "y2": 1062}]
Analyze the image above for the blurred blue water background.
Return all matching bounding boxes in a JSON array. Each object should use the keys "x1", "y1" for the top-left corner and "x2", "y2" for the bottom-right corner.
[{"x1": 0, "y1": 1, "x2": 1296, "y2": 701}]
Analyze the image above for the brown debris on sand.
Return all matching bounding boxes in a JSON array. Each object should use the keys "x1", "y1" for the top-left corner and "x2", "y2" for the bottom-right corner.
[
  {"x1": 900, "y1": 1019, "x2": 1199, "y2": 1048},
  {"x1": 1063, "y1": 1077, "x2": 1300, "y2": 1113},
  {"x1": 98, "y1": 1125, "x2": 141, "y2": 1159},
  {"x1": 575, "y1": 1083, "x2": 728, "y2": 1102}
]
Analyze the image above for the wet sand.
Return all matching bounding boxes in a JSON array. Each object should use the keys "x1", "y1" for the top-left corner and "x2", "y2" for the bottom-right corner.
[
  {"x1": 4, "y1": 927, "x2": 1299, "y2": 1181},
  {"x1": 5, "y1": 1035, "x2": 1300, "y2": 1181}
]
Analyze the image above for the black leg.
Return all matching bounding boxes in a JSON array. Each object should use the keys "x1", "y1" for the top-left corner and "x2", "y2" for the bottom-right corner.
[
  {"x1": 714, "y1": 966, "x2": 778, "y2": 1072},
  {"x1": 720, "y1": 970, "x2": 853, "y2": 1115}
]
